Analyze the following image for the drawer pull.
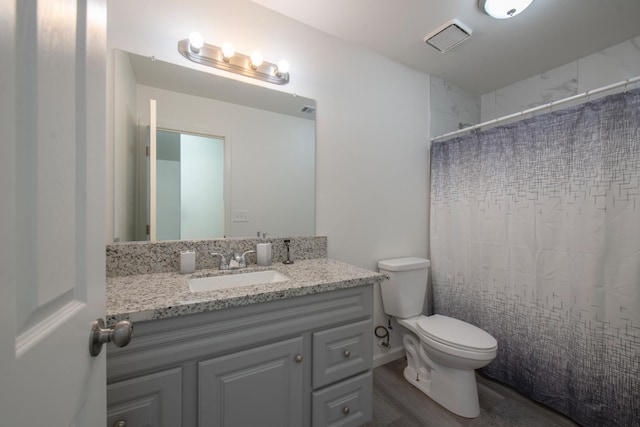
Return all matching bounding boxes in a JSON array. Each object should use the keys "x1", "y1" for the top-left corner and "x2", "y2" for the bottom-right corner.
[
  {"x1": 113, "y1": 421, "x2": 127, "y2": 427},
  {"x1": 342, "y1": 406, "x2": 350, "y2": 415},
  {"x1": 295, "y1": 354, "x2": 303, "y2": 363},
  {"x1": 343, "y1": 349, "x2": 351, "y2": 358}
]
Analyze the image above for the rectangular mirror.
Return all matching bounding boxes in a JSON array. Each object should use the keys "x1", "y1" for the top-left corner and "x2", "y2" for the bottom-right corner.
[{"x1": 113, "y1": 50, "x2": 316, "y2": 241}]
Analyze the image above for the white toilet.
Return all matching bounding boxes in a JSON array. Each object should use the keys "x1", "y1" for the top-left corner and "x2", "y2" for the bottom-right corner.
[{"x1": 378, "y1": 257, "x2": 497, "y2": 418}]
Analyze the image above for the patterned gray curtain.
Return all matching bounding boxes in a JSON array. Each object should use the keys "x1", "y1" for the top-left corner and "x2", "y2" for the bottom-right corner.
[{"x1": 430, "y1": 88, "x2": 640, "y2": 426}]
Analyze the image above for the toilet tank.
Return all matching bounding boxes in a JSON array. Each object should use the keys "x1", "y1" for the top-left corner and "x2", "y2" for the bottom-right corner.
[{"x1": 378, "y1": 257, "x2": 430, "y2": 318}]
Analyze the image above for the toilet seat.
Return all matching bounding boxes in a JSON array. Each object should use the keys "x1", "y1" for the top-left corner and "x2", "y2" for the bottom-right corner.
[{"x1": 417, "y1": 314, "x2": 497, "y2": 353}]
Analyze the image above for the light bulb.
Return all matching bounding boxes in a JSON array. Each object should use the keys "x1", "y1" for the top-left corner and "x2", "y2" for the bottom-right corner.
[
  {"x1": 250, "y1": 51, "x2": 263, "y2": 69},
  {"x1": 275, "y1": 59, "x2": 290, "y2": 76},
  {"x1": 221, "y1": 42, "x2": 235, "y2": 61},
  {"x1": 480, "y1": 0, "x2": 534, "y2": 19},
  {"x1": 188, "y1": 32, "x2": 204, "y2": 53}
]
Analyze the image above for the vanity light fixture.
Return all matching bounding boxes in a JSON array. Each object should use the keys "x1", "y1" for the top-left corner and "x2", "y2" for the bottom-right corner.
[
  {"x1": 250, "y1": 51, "x2": 263, "y2": 69},
  {"x1": 221, "y1": 42, "x2": 235, "y2": 62},
  {"x1": 479, "y1": 0, "x2": 534, "y2": 19},
  {"x1": 188, "y1": 32, "x2": 204, "y2": 53},
  {"x1": 275, "y1": 60, "x2": 290, "y2": 77},
  {"x1": 178, "y1": 32, "x2": 290, "y2": 85}
]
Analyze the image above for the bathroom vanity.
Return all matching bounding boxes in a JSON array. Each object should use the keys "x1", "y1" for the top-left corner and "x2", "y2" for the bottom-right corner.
[{"x1": 106, "y1": 256, "x2": 381, "y2": 427}]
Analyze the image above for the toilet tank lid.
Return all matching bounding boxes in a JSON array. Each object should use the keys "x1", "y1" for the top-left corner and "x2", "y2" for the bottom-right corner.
[{"x1": 378, "y1": 257, "x2": 430, "y2": 271}]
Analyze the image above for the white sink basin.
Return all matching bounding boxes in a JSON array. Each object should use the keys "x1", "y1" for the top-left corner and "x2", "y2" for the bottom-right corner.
[{"x1": 188, "y1": 270, "x2": 291, "y2": 292}]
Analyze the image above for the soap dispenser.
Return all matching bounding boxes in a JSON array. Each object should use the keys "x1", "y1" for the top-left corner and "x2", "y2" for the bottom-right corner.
[
  {"x1": 256, "y1": 232, "x2": 272, "y2": 266},
  {"x1": 180, "y1": 250, "x2": 196, "y2": 274}
]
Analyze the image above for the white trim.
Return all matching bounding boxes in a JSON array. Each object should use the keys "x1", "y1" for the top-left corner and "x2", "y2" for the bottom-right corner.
[
  {"x1": 149, "y1": 99, "x2": 157, "y2": 241},
  {"x1": 373, "y1": 346, "x2": 406, "y2": 368}
]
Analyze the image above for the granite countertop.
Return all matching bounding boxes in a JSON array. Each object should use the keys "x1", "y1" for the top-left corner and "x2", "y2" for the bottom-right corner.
[{"x1": 106, "y1": 258, "x2": 383, "y2": 326}]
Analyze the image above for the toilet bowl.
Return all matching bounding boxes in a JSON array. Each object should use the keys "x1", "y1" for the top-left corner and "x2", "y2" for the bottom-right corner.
[
  {"x1": 378, "y1": 257, "x2": 497, "y2": 418},
  {"x1": 397, "y1": 314, "x2": 497, "y2": 418}
]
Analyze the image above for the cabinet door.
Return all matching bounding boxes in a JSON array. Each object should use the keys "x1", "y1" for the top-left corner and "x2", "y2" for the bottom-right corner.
[
  {"x1": 107, "y1": 367, "x2": 182, "y2": 427},
  {"x1": 199, "y1": 337, "x2": 304, "y2": 427}
]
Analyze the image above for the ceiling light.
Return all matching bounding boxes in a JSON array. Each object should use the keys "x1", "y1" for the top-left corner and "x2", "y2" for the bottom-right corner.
[{"x1": 479, "y1": 0, "x2": 534, "y2": 19}]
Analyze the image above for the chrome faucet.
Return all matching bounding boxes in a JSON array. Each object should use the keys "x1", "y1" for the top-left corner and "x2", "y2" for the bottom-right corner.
[
  {"x1": 229, "y1": 250, "x2": 255, "y2": 269},
  {"x1": 210, "y1": 252, "x2": 229, "y2": 270},
  {"x1": 229, "y1": 253, "x2": 241, "y2": 269}
]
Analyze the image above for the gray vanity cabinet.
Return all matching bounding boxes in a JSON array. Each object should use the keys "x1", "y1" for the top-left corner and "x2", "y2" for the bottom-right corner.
[
  {"x1": 107, "y1": 367, "x2": 182, "y2": 426},
  {"x1": 106, "y1": 285, "x2": 373, "y2": 427},
  {"x1": 198, "y1": 337, "x2": 304, "y2": 426}
]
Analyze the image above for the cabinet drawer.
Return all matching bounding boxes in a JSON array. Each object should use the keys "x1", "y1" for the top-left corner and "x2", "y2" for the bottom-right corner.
[
  {"x1": 313, "y1": 319, "x2": 372, "y2": 388},
  {"x1": 312, "y1": 371, "x2": 373, "y2": 427}
]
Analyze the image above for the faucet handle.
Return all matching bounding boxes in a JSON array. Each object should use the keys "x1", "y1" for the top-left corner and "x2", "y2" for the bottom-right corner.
[
  {"x1": 210, "y1": 252, "x2": 229, "y2": 270},
  {"x1": 240, "y1": 250, "x2": 255, "y2": 268}
]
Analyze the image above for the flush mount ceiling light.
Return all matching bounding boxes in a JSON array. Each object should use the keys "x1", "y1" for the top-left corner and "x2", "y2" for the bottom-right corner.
[
  {"x1": 479, "y1": 0, "x2": 534, "y2": 19},
  {"x1": 178, "y1": 32, "x2": 290, "y2": 85}
]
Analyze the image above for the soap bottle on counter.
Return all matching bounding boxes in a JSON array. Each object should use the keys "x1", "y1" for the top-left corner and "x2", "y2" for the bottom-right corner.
[
  {"x1": 180, "y1": 250, "x2": 196, "y2": 274},
  {"x1": 256, "y1": 232, "x2": 272, "y2": 266}
]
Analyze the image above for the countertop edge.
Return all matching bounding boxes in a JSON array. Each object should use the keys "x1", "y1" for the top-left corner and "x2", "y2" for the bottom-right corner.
[{"x1": 106, "y1": 258, "x2": 383, "y2": 326}]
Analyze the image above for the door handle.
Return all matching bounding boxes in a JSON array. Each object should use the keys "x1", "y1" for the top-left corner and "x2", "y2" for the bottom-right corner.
[{"x1": 89, "y1": 318, "x2": 133, "y2": 357}]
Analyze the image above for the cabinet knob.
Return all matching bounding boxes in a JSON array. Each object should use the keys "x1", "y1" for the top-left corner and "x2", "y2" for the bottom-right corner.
[
  {"x1": 113, "y1": 421, "x2": 127, "y2": 427},
  {"x1": 342, "y1": 406, "x2": 350, "y2": 415},
  {"x1": 343, "y1": 349, "x2": 351, "y2": 358},
  {"x1": 295, "y1": 354, "x2": 303, "y2": 363}
]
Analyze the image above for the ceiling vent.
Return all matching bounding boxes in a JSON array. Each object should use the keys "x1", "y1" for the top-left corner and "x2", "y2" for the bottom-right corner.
[{"x1": 424, "y1": 19, "x2": 472, "y2": 53}]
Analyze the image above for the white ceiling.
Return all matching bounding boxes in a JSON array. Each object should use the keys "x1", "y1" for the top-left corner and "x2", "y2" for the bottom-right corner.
[{"x1": 250, "y1": 0, "x2": 640, "y2": 95}]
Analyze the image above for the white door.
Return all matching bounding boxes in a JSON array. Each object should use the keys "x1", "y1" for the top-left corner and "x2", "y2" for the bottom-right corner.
[{"x1": 0, "y1": 0, "x2": 107, "y2": 425}]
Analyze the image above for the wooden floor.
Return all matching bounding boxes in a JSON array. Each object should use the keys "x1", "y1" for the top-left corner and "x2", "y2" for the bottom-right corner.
[{"x1": 364, "y1": 358, "x2": 579, "y2": 427}]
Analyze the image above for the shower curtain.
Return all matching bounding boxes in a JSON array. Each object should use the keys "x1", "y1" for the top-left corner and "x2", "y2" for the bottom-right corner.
[{"x1": 430, "y1": 88, "x2": 640, "y2": 427}]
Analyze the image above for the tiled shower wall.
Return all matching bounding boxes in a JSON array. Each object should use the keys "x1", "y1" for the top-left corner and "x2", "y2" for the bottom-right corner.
[
  {"x1": 430, "y1": 35, "x2": 640, "y2": 137},
  {"x1": 481, "y1": 35, "x2": 640, "y2": 121},
  {"x1": 430, "y1": 76, "x2": 480, "y2": 138}
]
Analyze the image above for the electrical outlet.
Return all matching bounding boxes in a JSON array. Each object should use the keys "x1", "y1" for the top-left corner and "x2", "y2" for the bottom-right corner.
[{"x1": 233, "y1": 210, "x2": 249, "y2": 222}]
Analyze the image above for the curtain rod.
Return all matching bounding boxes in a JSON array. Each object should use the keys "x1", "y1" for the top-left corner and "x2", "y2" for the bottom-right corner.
[{"x1": 431, "y1": 75, "x2": 640, "y2": 142}]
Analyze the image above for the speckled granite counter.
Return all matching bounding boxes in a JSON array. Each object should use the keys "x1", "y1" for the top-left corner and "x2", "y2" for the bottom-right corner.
[{"x1": 106, "y1": 258, "x2": 383, "y2": 326}]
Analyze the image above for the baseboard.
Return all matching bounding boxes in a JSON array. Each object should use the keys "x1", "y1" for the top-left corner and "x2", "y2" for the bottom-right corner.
[{"x1": 373, "y1": 346, "x2": 405, "y2": 368}]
